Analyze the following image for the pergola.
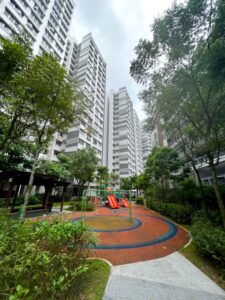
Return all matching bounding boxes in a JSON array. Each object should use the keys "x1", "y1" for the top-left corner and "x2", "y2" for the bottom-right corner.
[{"x1": 0, "y1": 171, "x2": 70, "y2": 213}]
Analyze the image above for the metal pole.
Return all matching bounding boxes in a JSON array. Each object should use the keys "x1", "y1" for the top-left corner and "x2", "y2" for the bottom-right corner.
[{"x1": 128, "y1": 190, "x2": 132, "y2": 223}]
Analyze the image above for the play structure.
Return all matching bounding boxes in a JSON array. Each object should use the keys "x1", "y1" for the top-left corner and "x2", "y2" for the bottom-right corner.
[{"x1": 80, "y1": 183, "x2": 133, "y2": 222}]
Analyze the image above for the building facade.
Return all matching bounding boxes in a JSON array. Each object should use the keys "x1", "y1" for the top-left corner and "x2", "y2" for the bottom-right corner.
[
  {"x1": 103, "y1": 87, "x2": 143, "y2": 179},
  {"x1": 0, "y1": 0, "x2": 77, "y2": 161},
  {"x1": 64, "y1": 33, "x2": 106, "y2": 163},
  {"x1": 141, "y1": 122, "x2": 152, "y2": 166},
  {"x1": 63, "y1": 36, "x2": 79, "y2": 76},
  {"x1": 0, "y1": 0, "x2": 75, "y2": 63},
  {"x1": 134, "y1": 111, "x2": 144, "y2": 174}
]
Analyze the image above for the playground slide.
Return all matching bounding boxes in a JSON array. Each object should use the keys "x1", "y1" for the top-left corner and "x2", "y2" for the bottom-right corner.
[
  {"x1": 111, "y1": 194, "x2": 121, "y2": 207},
  {"x1": 107, "y1": 195, "x2": 120, "y2": 209},
  {"x1": 121, "y1": 198, "x2": 129, "y2": 208}
]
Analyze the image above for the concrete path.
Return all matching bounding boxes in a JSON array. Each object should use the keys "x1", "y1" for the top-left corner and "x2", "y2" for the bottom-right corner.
[{"x1": 103, "y1": 252, "x2": 225, "y2": 300}]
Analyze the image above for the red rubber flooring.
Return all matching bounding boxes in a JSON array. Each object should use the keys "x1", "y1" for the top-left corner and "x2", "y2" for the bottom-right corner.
[
  {"x1": 71, "y1": 205, "x2": 189, "y2": 265},
  {"x1": 34, "y1": 205, "x2": 190, "y2": 266}
]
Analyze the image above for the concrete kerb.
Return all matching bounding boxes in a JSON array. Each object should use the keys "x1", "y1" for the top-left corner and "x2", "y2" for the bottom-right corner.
[{"x1": 87, "y1": 257, "x2": 113, "y2": 268}]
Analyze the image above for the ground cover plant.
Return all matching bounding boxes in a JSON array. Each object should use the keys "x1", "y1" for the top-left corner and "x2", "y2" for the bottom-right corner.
[{"x1": 0, "y1": 213, "x2": 97, "y2": 299}]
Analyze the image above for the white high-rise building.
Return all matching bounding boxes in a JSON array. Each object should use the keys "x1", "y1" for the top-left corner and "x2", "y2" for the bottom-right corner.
[
  {"x1": 134, "y1": 111, "x2": 143, "y2": 174},
  {"x1": 63, "y1": 36, "x2": 79, "y2": 76},
  {"x1": 141, "y1": 123, "x2": 152, "y2": 166},
  {"x1": 103, "y1": 87, "x2": 143, "y2": 179},
  {"x1": 0, "y1": 0, "x2": 76, "y2": 161},
  {"x1": 64, "y1": 33, "x2": 106, "y2": 163},
  {"x1": 0, "y1": 0, "x2": 75, "y2": 63}
]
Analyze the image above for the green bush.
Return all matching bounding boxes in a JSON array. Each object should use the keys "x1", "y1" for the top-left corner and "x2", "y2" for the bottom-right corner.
[
  {"x1": 192, "y1": 224, "x2": 225, "y2": 266},
  {"x1": 16, "y1": 194, "x2": 43, "y2": 205},
  {"x1": 71, "y1": 201, "x2": 95, "y2": 212},
  {"x1": 147, "y1": 200, "x2": 193, "y2": 224},
  {"x1": 192, "y1": 210, "x2": 222, "y2": 226},
  {"x1": 0, "y1": 198, "x2": 6, "y2": 207},
  {"x1": 0, "y1": 213, "x2": 96, "y2": 299},
  {"x1": 135, "y1": 196, "x2": 145, "y2": 205}
]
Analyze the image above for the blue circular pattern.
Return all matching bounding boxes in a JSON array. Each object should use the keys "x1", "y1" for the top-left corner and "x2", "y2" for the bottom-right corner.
[
  {"x1": 72, "y1": 216, "x2": 142, "y2": 232},
  {"x1": 95, "y1": 217, "x2": 178, "y2": 250},
  {"x1": 72, "y1": 215, "x2": 178, "y2": 250}
]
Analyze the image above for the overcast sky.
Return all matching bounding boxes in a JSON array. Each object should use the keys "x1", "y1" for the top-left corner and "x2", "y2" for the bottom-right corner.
[{"x1": 70, "y1": 0, "x2": 174, "y2": 120}]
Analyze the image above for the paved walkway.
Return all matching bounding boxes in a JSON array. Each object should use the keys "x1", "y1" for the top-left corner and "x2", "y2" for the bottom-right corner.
[
  {"x1": 33, "y1": 205, "x2": 225, "y2": 298},
  {"x1": 103, "y1": 252, "x2": 225, "y2": 300}
]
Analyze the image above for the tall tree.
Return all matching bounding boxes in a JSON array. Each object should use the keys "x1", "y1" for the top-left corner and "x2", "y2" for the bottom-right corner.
[
  {"x1": 120, "y1": 178, "x2": 133, "y2": 191},
  {"x1": 19, "y1": 53, "x2": 84, "y2": 219},
  {"x1": 130, "y1": 0, "x2": 225, "y2": 228},
  {"x1": 36, "y1": 160, "x2": 70, "y2": 179},
  {"x1": 69, "y1": 148, "x2": 98, "y2": 200},
  {"x1": 0, "y1": 34, "x2": 33, "y2": 156},
  {"x1": 145, "y1": 147, "x2": 184, "y2": 199},
  {"x1": 96, "y1": 166, "x2": 109, "y2": 188}
]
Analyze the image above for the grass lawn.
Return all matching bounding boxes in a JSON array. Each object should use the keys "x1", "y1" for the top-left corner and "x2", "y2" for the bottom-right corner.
[
  {"x1": 180, "y1": 226, "x2": 225, "y2": 290},
  {"x1": 74, "y1": 259, "x2": 111, "y2": 300},
  {"x1": 14, "y1": 201, "x2": 72, "y2": 209},
  {"x1": 53, "y1": 201, "x2": 71, "y2": 207}
]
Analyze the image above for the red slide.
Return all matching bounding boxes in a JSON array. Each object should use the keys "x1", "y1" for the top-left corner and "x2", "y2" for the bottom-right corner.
[
  {"x1": 107, "y1": 195, "x2": 120, "y2": 209},
  {"x1": 121, "y1": 198, "x2": 129, "y2": 208}
]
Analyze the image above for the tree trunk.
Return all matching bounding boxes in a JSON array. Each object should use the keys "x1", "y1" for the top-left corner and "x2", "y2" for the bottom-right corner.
[
  {"x1": 19, "y1": 149, "x2": 39, "y2": 221},
  {"x1": 192, "y1": 161, "x2": 208, "y2": 213},
  {"x1": 209, "y1": 163, "x2": 225, "y2": 230},
  {"x1": 77, "y1": 183, "x2": 81, "y2": 201}
]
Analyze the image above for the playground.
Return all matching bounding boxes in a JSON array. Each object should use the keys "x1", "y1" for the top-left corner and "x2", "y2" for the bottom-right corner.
[
  {"x1": 34, "y1": 185, "x2": 190, "y2": 265},
  {"x1": 70, "y1": 186, "x2": 190, "y2": 265}
]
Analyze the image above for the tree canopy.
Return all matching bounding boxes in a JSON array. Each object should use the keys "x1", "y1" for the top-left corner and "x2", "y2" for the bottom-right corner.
[
  {"x1": 69, "y1": 148, "x2": 99, "y2": 199},
  {"x1": 130, "y1": 0, "x2": 225, "y2": 228}
]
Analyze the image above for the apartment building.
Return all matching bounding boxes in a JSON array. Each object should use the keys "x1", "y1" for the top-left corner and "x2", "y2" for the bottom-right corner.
[
  {"x1": 0, "y1": 0, "x2": 76, "y2": 161},
  {"x1": 134, "y1": 111, "x2": 144, "y2": 174},
  {"x1": 64, "y1": 33, "x2": 106, "y2": 163},
  {"x1": 63, "y1": 36, "x2": 79, "y2": 77},
  {"x1": 141, "y1": 122, "x2": 152, "y2": 166},
  {"x1": 0, "y1": 0, "x2": 75, "y2": 63},
  {"x1": 103, "y1": 87, "x2": 143, "y2": 179}
]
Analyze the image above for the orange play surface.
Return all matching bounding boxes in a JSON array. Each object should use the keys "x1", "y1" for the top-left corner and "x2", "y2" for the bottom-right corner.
[{"x1": 34, "y1": 204, "x2": 190, "y2": 266}]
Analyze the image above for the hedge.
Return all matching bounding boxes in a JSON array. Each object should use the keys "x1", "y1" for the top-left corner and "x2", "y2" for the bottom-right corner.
[
  {"x1": 147, "y1": 200, "x2": 193, "y2": 224},
  {"x1": 192, "y1": 223, "x2": 225, "y2": 267}
]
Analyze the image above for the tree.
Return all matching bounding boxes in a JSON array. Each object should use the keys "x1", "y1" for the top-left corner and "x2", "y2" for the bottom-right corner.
[
  {"x1": 19, "y1": 53, "x2": 85, "y2": 219},
  {"x1": 36, "y1": 160, "x2": 70, "y2": 179},
  {"x1": 120, "y1": 178, "x2": 133, "y2": 191},
  {"x1": 69, "y1": 148, "x2": 98, "y2": 200},
  {"x1": 0, "y1": 34, "x2": 33, "y2": 156},
  {"x1": 96, "y1": 166, "x2": 109, "y2": 183},
  {"x1": 134, "y1": 174, "x2": 148, "y2": 194},
  {"x1": 109, "y1": 172, "x2": 120, "y2": 187},
  {"x1": 145, "y1": 147, "x2": 184, "y2": 199},
  {"x1": 130, "y1": 0, "x2": 225, "y2": 228},
  {"x1": 96, "y1": 166, "x2": 109, "y2": 189},
  {"x1": 0, "y1": 140, "x2": 32, "y2": 171}
]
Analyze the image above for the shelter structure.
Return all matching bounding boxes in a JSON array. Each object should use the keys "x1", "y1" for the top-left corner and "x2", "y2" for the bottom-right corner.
[{"x1": 0, "y1": 171, "x2": 70, "y2": 213}]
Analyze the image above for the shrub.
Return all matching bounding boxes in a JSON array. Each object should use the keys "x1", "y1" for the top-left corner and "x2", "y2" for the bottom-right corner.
[
  {"x1": 71, "y1": 201, "x2": 95, "y2": 212},
  {"x1": 28, "y1": 194, "x2": 43, "y2": 204},
  {"x1": 0, "y1": 214, "x2": 96, "y2": 299},
  {"x1": 147, "y1": 200, "x2": 193, "y2": 224},
  {"x1": 0, "y1": 198, "x2": 6, "y2": 207},
  {"x1": 192, "y1": 224, "x2": 225, "y2": 267},
  {"x1": 192, "y1": 210, "x2": 222, "y2": 226},
  {"x1": 135, "y1": 196, "x2": 145, "y2": 205},
  {"x1": 16, "y1": 194, "x2": 42, "y2": 205}
]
